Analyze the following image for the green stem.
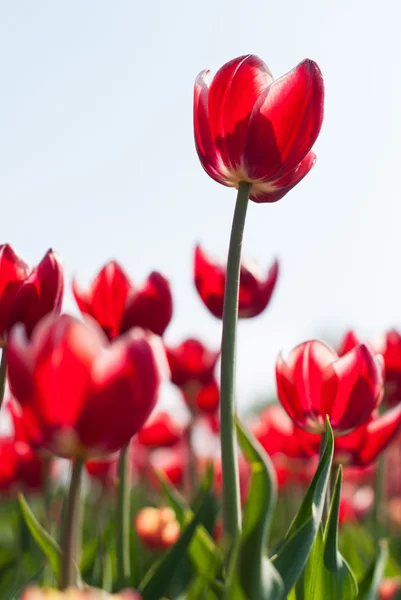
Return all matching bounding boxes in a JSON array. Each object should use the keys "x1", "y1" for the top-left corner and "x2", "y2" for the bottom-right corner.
[
  {"x1": 220, "y1": 181, "x2": 251, "y2": 557},
  {"x1": 185, "y1": 417, "x2": 197, "y2": 499},
  {"x1": 116, "y1": 443, "x2": 131, "y2": 589},
  {"x1": 60, "y1": 457, "x2": 84, "y2": 589},
  {"x1": 373, "y1": 453, "x2": 385, "y2": 543},
  {"x1": 0, "y1": 347, "x2": 8, "y2": 412},
  {"x1": 42, "y1": 455, "x2": 53, "y2": 532}
]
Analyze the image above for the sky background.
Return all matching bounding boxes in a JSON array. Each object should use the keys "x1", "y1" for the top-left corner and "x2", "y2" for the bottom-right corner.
[{"x1": 1, "y1": 0, "x2": 401, "y2": 411}]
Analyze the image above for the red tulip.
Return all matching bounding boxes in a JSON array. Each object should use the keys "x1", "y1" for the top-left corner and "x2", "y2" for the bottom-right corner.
[
  {"x1": 85, "y1": 456, "x2": 117, "y2": 489},
  {"x1": 73, "y1": 261, "x2": 173, "y2": 340},
  {"x1": 182, "y1": 378, "x2": 220, "y2": 415},
  {"x1": 194, "y1": 55, "x2": 324, "y2": 203},
  {"x1": 137, "y1": 411, "x2": 185, "y2": 448},
  {"x1": 375, "y1": 329, "x2": 401, "y2": 406},
  {"x1": 194, "y1": 244, "x2": 279, "y2": 319},
  {"x1": 339, "y1": 484, "x2": 374, "y2": 525},
  {"x1": 0, "y1": 246, "x2": 63, "y2": 344},
  {"x1": 150, "y1": 445, "x2": 187, "y2": 488},
  {"x1": 251, "y1": 403, "x2": 307, "y2": 458},
  {"x1": 276, "y1": 340, "x2": 383, "y2": 436},
  {"x1": 7, "y1": 314, "x2": 165, "y2": 458},
  {"x1": 379, "y1": 578, "x2": 401, "y2": 600},
  {"x1": 165, "y1": 338, "x2": 219, "y2": 387}
]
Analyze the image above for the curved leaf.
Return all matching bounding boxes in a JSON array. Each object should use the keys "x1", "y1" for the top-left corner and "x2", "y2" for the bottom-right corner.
[
  {"x1": 225, "y1": 419, "x2": 283, "y2": 600},
  {"x1": 18, "y1": 493, "x2": 61, "y2": 584},
  {"x1": 272, "y1": 417, "x2": 334, "y2": 596}
]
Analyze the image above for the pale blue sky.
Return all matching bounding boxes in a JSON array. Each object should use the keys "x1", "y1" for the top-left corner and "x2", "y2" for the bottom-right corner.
[{"x1": 1, "y1": 1, "x2": 401, "y2": 408}]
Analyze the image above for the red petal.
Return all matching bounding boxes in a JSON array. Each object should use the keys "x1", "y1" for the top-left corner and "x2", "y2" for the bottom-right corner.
[
  {"x1": 249, "y1": 152, "x2": 316, "y2": 203},
  {"x1": 0, "y1": 244, "x2": 29, "y2": 340},
  {"x1": 76, "y1": 330, "x2": 163, "y2": 454},
  {"x1": 194, "y1": 71, "x2": 227, "y2": 184},
  {"x1": 165, "y1": 338, "x2": 220, "y2": 387},
  {"x1": 73, "y1": 261, "x2": 132, "y2": 341},
  {"x1": 238, "y1": 258, "x2": 279, "y2": 318},
  {"x1": 137, "y1": 411, "x2": 184, "y2": 448},
  {"x1": 194, "y1": 245, "x2": 226, "y2": 319},
  {"x1": 7, "y1": 250, "x2": 64, "y2": 338},
  {"x1": 208, "y1": 55, "x2": 272, "y2": 171},
  {"x1": 360, "y1": 405, "x2": 401, "y2": 465},
  {"x1": 244, "y1": 60, "x2": 324, "y2": 181},
  {"x1": 121, "y1": 271, "x2": 173, "y2": 336}
]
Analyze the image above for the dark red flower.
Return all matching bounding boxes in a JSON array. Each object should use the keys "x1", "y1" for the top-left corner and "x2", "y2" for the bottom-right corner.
[
  {"x1": 194, "y1": 55, "x2": 324, "y2": 203},
  {"x1": 194, "y1": 244, "x2": 278, "y2": 319},
  {"x1": 276, "y1": 340, "x2": 383, "y2": 436},
  {"x1": 375, "y1": 329, "x2": 401, "y2": 406},
  {"x1": 137, "y1": 411, "x2": 185, "y2": 448},
  {"x1": 165, "y1": 338, "x2": 219, "y2": 387},
  {"x1": 0, "y1": 246, "x2": 63, "y2": 344},
  {"x1": 7, "y1": 314, "x2": 165, "y2": 458},
  {"x1": 73, "y1": 261, "x2": 173, "y2": 341}
]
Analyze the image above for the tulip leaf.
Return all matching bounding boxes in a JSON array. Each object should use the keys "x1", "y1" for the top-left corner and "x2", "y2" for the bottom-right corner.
[
  {"x1": 157, "y1": 468, "x2": 223, "y2": 584},
  {"x1": 138, "y1": 480, "x2": 214, "y2": 600},
  {"x1": 295, "y1": 466, "x2": 358, "y2": 600},
  {"x1": 18, "y1": 493, "x2": 61, "y2": 585},
  {"x1": 356, "y1": 540, "x2": 389, "y2": 599},
  {"x1": 224, "y1": 419, "x2": 284, "y2": 600},
  {"x1": 272, "y1": 417, "x2": 334, "y2": 596}
]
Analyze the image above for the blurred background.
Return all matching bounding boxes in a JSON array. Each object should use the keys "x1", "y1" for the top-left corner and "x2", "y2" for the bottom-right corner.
[{"x1": 1, "y1": 0, "x2": 400, "y2": 410}]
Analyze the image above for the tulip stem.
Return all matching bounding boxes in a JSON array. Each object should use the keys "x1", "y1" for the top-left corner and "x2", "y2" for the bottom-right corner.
[
  {"x1": 220, "y1": 180, "x2": 251, "y2": 558},
  {"x1": 116, "y1": 443, "x2": 131, "y2": 589},
  {"x1": 0, "y1": 347, "x2": 8, "y2": 412},
  {"x1": 60, "y1": 457, "x2": 84, "y2": 589}
]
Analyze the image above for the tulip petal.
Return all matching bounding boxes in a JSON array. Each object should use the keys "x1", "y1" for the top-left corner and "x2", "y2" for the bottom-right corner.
[
  {"x1": 208, "y1": 55, "x2": 273, "y2": 170},
  {"x1": 244, "y1": 60, "x2": 324, "y2": 181},
  {"x1": 121, "y1": 271, "x2": 173, "y2": 336},
  {"x1": 73, "y1": 261, "x2": 132, "y2": 340},
  {"x1": 0, "y1": 244, "x2": 29, "y2": 339},
  {"x1": 249, "y1": 152, "x2": 316, "y2": 204},
  {"x1": 194, "y1": 71, "x2": 227, "y2": 184}
]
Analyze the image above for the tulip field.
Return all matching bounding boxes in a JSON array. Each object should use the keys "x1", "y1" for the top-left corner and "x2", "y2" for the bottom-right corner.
[{"x1": 2, "y1": 53, "x2": 401, "y2": 600}]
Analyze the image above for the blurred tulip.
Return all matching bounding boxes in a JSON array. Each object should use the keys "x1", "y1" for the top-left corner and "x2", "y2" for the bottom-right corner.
[
  {"x1": 379, "y1": 578, "x2": 401, "y2": 599},
  {"x1": 165, "y1": 338, "x2": 219, "y2": 387},
  {"x1": 194, "y1": 55, "x2": 324, "y2": 203},
  {"x1": 149, "y1": 445, "x2": 187, "y2": 488},
  {"x1": 0, "y1": 246, "x2": 63, "y2": 345},
  {"x1": 376, "y1": 329, "x2": 401, "y2": 406},
  {"x1": 194, "y1": 244, "x2": 278, "y2": 319},
  {"x1": 73, "y1": 261, "x2": 173, "y2": 340},
  {"x1": 182, "y1": 378, "x2": 220, "y2": 415},
  {"x1": 0, "y1": 436, "x2": 45, "y2": 493},
  {"x1": 8, "y1": 314, "x2": 165, "y2": 458},
  {"x1": 339, "y1": 484, "x2": 374, "y2": 525},
  {"x1": 21, "y1": 588, "x2": 141, "y2": 599},
  {"x1": 276, "y1": 340, "x2": 383, "y2": 435},
  {"x1": 85, "y1": 456, "x2": 117, "y2": 489},
  {"x1": 135, "y1": 506, "x2": 180, "y2": 551},
  {"x1": 137, "y1": 411, "x2": 185, "y2": 448}
]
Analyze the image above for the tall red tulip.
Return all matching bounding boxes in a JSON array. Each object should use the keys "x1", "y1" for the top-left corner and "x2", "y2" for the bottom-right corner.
[
  {"x1": 0, "y1": 246, "x2": 63, "y2": 344},
  {"x1": 276, "y1": 340, "x2": 383, "y2": 436},
  {"x1": 194, "y1": 244, "x2": 278, "y2": 319},
  {"x1": 73, "y1": 261, "x2": 173, "y2": 341},
  {"x1": 7, "y1": 314, "x2": 165, "y2": 458},
  {"x1": 194, "y1": 55, "x2": 324, "y2": 202}
]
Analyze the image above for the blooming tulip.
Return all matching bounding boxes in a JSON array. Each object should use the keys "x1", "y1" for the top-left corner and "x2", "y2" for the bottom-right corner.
[
  {"x1": 194, "y1": 244, "x2": 278, "y2": 319},
  {"x1": 7, "y1": 314, "x2": 165, "y2": 458},
  {"x1": 165, "y1": 338, "x2": 219, "y2": 387},
  {"x1": 73, "y1": 261, "x2": 173, "y2": 340},
  {"x1": 0, "y1": 246, "x2": 63, "y2": 345},
  {"x1": 276, "y1": 340, "x2": 383, "y2": 435},
  {"x1": 194, "y1": 55, "x2": 324, "y2": 203}
]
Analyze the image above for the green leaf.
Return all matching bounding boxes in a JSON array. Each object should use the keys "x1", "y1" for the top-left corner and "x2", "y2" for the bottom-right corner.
[
  {"x1": 225, "y1": 419, "x2": 283, "y2": 600},
  {"x1": 138, "y1": 481, "x2": 213, "y2": 600},
  {"x1": 357, "y1": 540, "x2": 388, "y2": 600},
  {"x1": 18, "y1": 493, "x2": 61, "y2": 584},
  {"x1": 272, "y1": 417, "x2": 334, "y2": 596},
  {"x1": 158, "y1": 469, "x2": 223, "y2": 584},
  {"x1": 295, "y1": 466, "x2": 358, "y2": 600}
]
